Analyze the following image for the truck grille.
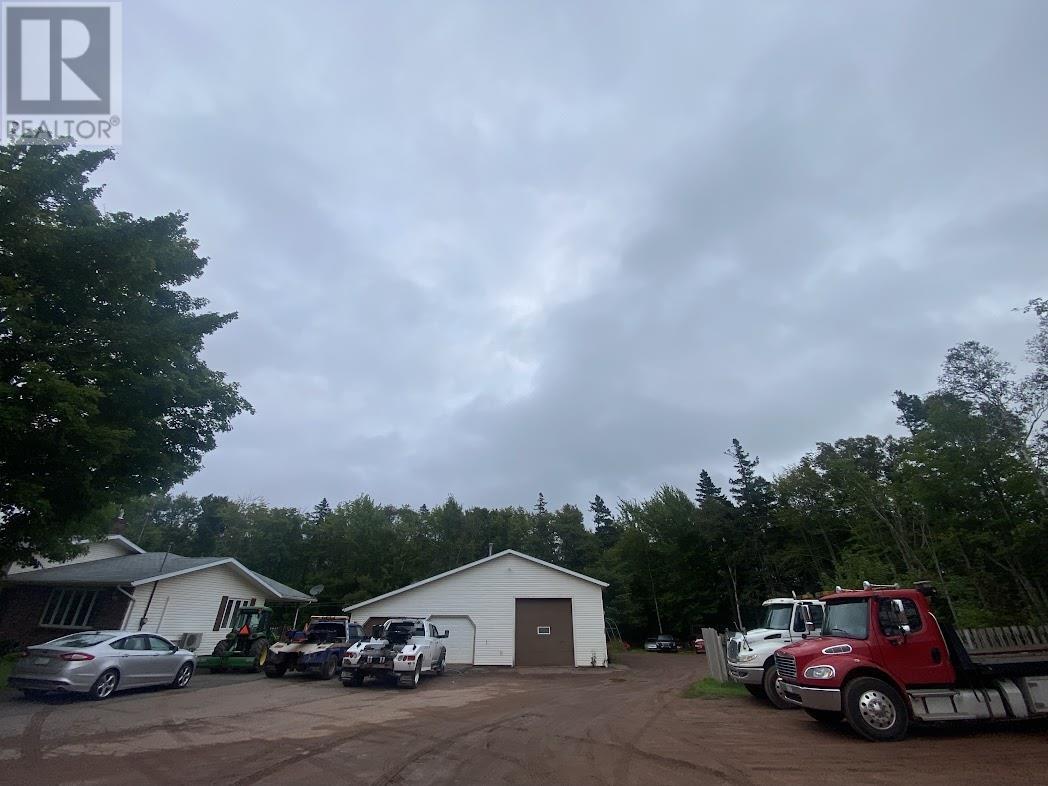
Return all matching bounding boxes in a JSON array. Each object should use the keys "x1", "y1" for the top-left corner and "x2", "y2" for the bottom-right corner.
[
  {"x1": 774, "y1": 652, "x2": 797, "y2": 679},
  {"x1": 727, "y1": 639, "x2": 740, "y2": 661}
]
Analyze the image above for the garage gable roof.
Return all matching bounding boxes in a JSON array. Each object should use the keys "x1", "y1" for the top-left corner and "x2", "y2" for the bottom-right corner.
[{"x1": 343, "y1": 549, "x2": 608, "y2": 611}]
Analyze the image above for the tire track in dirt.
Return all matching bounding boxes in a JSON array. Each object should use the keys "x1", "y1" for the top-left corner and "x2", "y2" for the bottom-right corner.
[{"x1": 19, "y1": 706, "x2": 53, "y2": 762}]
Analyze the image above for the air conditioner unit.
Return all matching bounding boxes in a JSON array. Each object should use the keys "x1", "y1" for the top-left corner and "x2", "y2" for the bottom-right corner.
[{"x1": 178, "y1": 632, "x2": 203, "y2": 652}]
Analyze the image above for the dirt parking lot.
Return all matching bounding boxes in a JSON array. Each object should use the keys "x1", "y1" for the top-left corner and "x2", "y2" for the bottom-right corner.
[{"x1": 1, "y1": 651, "x2": 1045, "y2": 785}]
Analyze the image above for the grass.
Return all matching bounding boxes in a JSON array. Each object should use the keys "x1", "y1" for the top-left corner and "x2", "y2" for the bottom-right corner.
[
  {"x1": 0, "y1": 653, "x2": 18, "y2": 688},
  {"x1": 682, "y1": 677, "x2": 749, "y2": 700}
]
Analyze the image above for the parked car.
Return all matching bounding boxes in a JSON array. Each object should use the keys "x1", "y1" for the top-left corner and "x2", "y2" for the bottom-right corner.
[
  {"x1": 644, "y1": 637, "x2": 659, "y2": 651},
  {"x1": 654, "y1": 634, "x2": 679, "y2": 652},
  {"x1": 693, "y1": 637, "x2": 706, "y2": 654},
  {"x1": 9, "y1": 631, "x2": 196, "y2": 700}
]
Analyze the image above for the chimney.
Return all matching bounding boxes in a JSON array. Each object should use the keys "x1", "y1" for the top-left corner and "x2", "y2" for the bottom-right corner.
[{"x1": 111, "y1": 508, "x2": 126, "y2": 535}]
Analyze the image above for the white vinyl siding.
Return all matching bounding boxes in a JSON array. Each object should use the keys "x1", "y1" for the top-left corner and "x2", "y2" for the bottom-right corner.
[
  {"x1": 129, "y1": 564, "x2": 264, "y2": 652},
  {"x1": 350, "y1": 554, "x2": 607, "y2": 667},
  {"x1": 6, "y1": 540, "x2": 134, "y2": 575}
]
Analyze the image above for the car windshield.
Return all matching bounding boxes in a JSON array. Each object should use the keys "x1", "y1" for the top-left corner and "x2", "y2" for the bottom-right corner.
[
  {"x1": 657, "y1": 635, "x2": 674, "y2": 641},
  {"x1": 44, "y1": 632, "x2": 113, "y2": 648},
  {"x1": 821, "y1": 599, "x2": 869, "y2": 639},
  {"x1": 760, "y1": 604, "x2": 793, "y2": 630}
]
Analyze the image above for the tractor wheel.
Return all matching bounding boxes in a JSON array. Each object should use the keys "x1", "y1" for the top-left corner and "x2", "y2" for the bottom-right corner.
[
  {"x1": 210, "y1": 639, "x2": 229, "y2": 673},
  {"x1": 248, "y1": 639, "x2": 269, "y2": 673},
  {"x1": 318, "y1": 654, "x2": 339, "y2": 680},
  {"x1": 343, "y1": 671, "x2": 364, "y2": 688}
]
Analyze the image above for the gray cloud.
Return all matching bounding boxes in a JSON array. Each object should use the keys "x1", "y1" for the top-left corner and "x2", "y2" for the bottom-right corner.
[{"x1": 97, "y1": 1, "x2": 1048, "y2": 511}]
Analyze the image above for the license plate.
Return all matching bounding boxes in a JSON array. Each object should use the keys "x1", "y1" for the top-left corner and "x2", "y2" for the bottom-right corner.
[{"x1": 33, "y1": 657, "x2": 50, "y2": 665}]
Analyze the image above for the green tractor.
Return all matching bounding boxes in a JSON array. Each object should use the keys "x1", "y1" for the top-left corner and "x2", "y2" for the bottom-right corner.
[{"x1": 197, "y1": 605, "x2": 275, "y2": 673}]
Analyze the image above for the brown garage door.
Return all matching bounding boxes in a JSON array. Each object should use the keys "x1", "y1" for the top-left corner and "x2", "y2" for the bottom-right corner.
[{"x1": 514, "y1": 598, "x2": 574, "y2": 666}]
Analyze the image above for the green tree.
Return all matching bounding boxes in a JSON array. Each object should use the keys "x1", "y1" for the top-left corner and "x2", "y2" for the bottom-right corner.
[{"x1": 0, "y1": 141, "x2": 251, "y2": 567}]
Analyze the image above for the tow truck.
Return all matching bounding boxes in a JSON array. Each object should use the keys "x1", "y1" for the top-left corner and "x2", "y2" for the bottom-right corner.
[
  {"x1": 777, "y1": 581, "x2": 1048, "y2": 741},
  {"x1": 726, "y1": 596, "x2": 825, "y2": 709},
  {"x1": 264, "y1": 616, "x2": 365, "y2": 679},
  {"x1": 342, "y1": 618, "x2": 448, "y2": 689}
]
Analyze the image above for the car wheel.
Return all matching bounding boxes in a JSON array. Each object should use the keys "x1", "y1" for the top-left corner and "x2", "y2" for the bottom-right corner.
[
  {"x1": 343, "y1": 671, "x2": 364, "y2": 688},
  {"x1": 762, "y1": 664, "x2": 794, "y2": 710},
  {"x1": 843, "y1": 677, "x2": 909, "y2": 742},
  {"x1": 89, "y1": 669, "x2": 120, "y2": 701},
  {"x1": 171, "y1": 662, "x2": 194, "y2": 689},
  {"x1": 805, "y1": 709, "x2": 843, "y2": 726}
]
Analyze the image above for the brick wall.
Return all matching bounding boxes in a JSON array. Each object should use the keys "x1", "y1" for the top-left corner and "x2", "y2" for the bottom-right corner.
[{"x1": 0, "y1": 585, "x2": 131, "y2": 648}]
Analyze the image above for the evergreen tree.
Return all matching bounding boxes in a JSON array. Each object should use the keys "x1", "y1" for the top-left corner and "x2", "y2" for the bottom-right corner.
[
  {"x1": 311, "y1": 497, "x2": 332, "y2": 523},
  {"x1": 695, "y1": 470, "x2": 727, "y2": 507}
]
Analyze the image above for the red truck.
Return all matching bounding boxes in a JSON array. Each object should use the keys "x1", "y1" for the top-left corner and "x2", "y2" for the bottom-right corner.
[{"x1": 777, "y1": 582, "x2": 1048, "y2": 741}]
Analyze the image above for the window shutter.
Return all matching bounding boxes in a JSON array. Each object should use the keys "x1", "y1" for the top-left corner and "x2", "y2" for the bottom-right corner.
[{"x1": 213, "y1": 596, "x2": 229, "y2": 631}]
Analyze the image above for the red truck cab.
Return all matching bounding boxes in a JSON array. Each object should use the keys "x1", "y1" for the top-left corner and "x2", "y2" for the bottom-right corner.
[{"x1": 777, "y1": 584, "x2": 1048, "y2": 741}]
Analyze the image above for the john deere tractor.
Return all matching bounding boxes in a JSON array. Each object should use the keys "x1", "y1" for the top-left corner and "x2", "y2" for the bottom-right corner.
[{"x1": 197, "y1": 605, "x2": 275, "y2": 673}]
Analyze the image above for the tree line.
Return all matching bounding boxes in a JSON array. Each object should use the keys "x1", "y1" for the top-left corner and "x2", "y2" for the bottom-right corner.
[{"x1": 123, "y1": 302, "x2": 1048, "y2": 639}]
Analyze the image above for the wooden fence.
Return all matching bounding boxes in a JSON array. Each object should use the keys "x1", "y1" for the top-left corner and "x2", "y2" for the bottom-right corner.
[
  {"x1": 957, "y1": 624, "x2": 1048, "y2": 654},
  {"x1": 702, "y1": 627, "x2": 730, "y2": 682}
]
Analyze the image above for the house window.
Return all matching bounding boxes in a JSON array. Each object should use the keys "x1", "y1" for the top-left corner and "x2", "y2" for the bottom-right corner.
[
  {"x1": 220, "y1": 598, "x2": 252, "y2": 628},
  {"x1": 537, "y1": 626, "x2": 551, "y2": 636},
  {"x1": 40, "y1": 588, "x2": 100, "y2": 629}
]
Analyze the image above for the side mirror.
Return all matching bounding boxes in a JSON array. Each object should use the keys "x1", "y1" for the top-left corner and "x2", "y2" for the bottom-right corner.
[
  {"x1": 800, "y1": 604, "x2": 815, "y2": 635},
  {"x1": 443, "y1": 630, "x2": 450, "y2": 638},
  {"x1": 889, "y1": 599, "x2": 911, "y2": 634}
]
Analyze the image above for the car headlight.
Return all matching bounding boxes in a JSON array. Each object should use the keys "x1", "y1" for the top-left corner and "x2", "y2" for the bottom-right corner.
[
  {"x1": 735, "y1": 653, "x2": 759, "y2": 663},
  {"x1": 804, "y1": 665, "x2": 836, "y2": 680}
]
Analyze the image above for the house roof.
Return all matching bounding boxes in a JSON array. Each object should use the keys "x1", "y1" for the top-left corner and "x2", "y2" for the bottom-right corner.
[
  {"x1": 4, "y1": 552, "x2": 314, "y2": 602},
  {"x1": 343, "y1": 549, "x2": 609, "y2": 612}
]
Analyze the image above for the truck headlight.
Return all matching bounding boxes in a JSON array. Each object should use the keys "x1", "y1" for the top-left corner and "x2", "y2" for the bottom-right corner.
[
  {"x1": 735, "y1": 653, "x2": 759, "y2": 663},
  {"x1": 804, "y1": 665, "x2": 835, "y2": 680}
]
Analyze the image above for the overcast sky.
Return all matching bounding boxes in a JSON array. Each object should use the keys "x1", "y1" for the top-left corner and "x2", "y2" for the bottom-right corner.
[{"x1": 98, "y1": 1, "x2": 1047, "y2": 513}]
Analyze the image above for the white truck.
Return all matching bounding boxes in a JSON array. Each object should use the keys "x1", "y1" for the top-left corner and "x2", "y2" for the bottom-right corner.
[
  {"x1": 341, "y1": 618, "x2": 448, "y2": 689},
  {"x1": 727, "y1": 597, "x2": 825, "y2": 709}
]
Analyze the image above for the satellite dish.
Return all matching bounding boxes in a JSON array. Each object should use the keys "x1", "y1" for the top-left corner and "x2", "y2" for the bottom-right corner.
[{"x1": 309, "y1": 584, "x2": 324, "y2": 597}]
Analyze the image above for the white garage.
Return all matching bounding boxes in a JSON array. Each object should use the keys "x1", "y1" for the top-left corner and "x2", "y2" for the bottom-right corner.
[{"x1": 344, "y1": 550, "x2": 609, "y2": 668}]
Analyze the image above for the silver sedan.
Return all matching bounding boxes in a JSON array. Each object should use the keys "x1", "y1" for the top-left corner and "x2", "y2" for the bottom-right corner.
[{"x1": 10, "y1": 630, "x2": 196, "y2": 700}]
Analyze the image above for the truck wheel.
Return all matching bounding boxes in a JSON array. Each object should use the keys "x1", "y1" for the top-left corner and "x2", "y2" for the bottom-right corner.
[
  {"x1": 433, "y1": 650, "x2": 446, "y2": 675},
  {"x1": 264, "y1": 659, "x2": 287, "y2": 678},
  {"x1": 744, "y1": 684, "x2": 765, "y2": 699},
  {"x1": 318, "y1": 654, "x2": 339, "y2": 680},
  {"x1": 343, "y1": 670, "x2": 364, "y2": 687},
  {"x1": 805, "y1": 709, "x2": 842, "y2": 726},
  {"x1": 762, "y1": 665, "x2": 794, "y2": 710},
  {"x1": 400, "y1": 659, "x2": 422, "y2": 689},
  {"x1": 248, "y1": 639, "x2": 269, "y2": 672},
  {"x1": 843, "y1": 677, "x2": 909, "y2": 742}
]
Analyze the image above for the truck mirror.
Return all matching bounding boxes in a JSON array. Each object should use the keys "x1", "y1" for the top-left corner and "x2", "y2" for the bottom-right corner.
[
  {"x1": 889, "y1": 599, "x2": 911, "y2": 635},
  {"x1": 443, "y1": 630, "x2": 450, "y2": 638}
]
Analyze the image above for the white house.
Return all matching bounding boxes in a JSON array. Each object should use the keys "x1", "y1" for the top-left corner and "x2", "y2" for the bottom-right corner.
[
  {"x1": 345, "y1": 550, "x2": 609, "y2": 668},
  {"x1": 1, "y1": 535, "x2": 313, "y2": 651}
]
